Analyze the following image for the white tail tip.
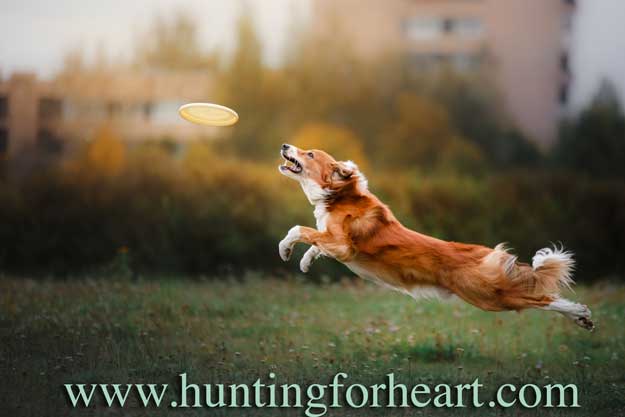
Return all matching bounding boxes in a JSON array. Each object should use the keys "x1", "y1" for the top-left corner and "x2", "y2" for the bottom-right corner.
[
  {"x1": 532, "y1": 246, "x2": 573, "y2": 269},
  {"x1": 532, "y1": 245, "x2": 575, "y2": 290}
]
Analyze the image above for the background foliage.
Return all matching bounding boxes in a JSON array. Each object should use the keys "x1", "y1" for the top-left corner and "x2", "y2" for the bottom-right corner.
[{"x1": 1, "y1": 12, "x2": 624, "y2": 282}]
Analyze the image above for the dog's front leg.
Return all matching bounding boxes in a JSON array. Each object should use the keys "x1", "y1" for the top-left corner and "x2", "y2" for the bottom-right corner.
[
  {"x1": 279, "y1": 226, "x2": 302, "y2": 261},
  {"x1": 300, "y1": 246, "x2": 322, "y2": 273},
  {"x1": 279, "y1": 225, "x2": 353, "y2": 263}
]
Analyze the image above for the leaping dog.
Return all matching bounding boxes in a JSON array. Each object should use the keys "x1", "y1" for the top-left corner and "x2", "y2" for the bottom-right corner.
[{"x1": 278, "y1": 144, "x2": 594, "y2": 330}]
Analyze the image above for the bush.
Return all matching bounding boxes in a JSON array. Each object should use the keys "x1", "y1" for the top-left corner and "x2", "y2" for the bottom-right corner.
[
  {"x1": 395, "y1": 173, "x2": 625, "y2": 280},
  {"x1": 1, "y1": 141, "x2": 624, "y2": 281},
  {"x1": 553, "y1": 81, "x2": 625, "y2": 178},
  {"x1": 290, "y1": 122, "x2": 370, "y2": 170}
]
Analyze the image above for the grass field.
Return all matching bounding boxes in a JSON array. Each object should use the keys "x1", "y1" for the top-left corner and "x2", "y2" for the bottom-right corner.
[{"x1": 1, "y1": 276, "x2": 625, "y2": 416}]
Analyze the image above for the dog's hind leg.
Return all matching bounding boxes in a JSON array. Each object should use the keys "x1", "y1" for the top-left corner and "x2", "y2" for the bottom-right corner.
[
  {"x1": 300, "y1": 246, "x2": 322, "y2": 273},
  {"x1": 540, "y1": 298, "x2": 594, "y2": 331}
]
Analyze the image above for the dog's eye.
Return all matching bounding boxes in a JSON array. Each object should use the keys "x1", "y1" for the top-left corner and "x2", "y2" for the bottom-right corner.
[{"x1": 307, "y1": 152, "x2": 314, "y2": 159}]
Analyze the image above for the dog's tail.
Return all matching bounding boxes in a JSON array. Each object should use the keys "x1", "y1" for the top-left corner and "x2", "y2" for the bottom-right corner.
[
  {"x1": 527, "y1": 246, "x2": 575, "y2": 295},
  {"x1": 484, "y1": 244, "x2": 575, "y2": 298}
]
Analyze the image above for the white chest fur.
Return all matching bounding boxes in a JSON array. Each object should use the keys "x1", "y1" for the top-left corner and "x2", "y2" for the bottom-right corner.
[
  {"x1": 300, "y1": 178, "x2": 328, "y2": 206},
  {"x1": 313, "y1": 203, "x2": 329, "y2": 231}
]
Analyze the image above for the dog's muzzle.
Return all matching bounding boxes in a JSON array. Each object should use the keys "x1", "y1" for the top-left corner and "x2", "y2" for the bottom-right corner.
[{"x1": 280, "y1": 144, "x2": 303, "y2": 174}]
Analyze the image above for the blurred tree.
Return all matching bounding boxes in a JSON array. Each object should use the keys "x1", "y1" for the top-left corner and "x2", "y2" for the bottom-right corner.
[
  {"x1": 60, "y1": 47, "x2": 86, "y2": 76},
  {"x1": 281, "y1": 28, "x2": 534, "y2": 171},
  {"x1": 226, "y1": 10, "x2": 263, "y2": 97},
  {"x1": 216, "y1": 9, "x2": 284, "y2": 160},
  {"x1": 94, "y1": 42, "x2": 111, "y2": 72},
  {"x1": 554, "y1": 80, "x2": 625, "y2": 178},
  {"x1": 282, "y1": 11, "x2": 388, "y2": 145},
  {"x1": 426, "y1": 71, "x2": 541, "y2": 167},
  {"x1": 85, "y1": 125, "x2": 126, "y2": 177},
  {"x1": 290, "y1": 123, "x2": 370, "y2": 170},
  {"x1": 283, "y1": 13, "x2": 360, "y2": 116},
  {"x1": 59, "y1": 45, "x2": 110, "y2": 75},
  {"x1": 134, "y1": 11, "x2": 219, "y2": 71},
  {"x1": 380, "y1": 93, "x2": 484, "y2": 174},
  {"x1": 182, "y1": 141, "x2": 219, "y2": 175}
]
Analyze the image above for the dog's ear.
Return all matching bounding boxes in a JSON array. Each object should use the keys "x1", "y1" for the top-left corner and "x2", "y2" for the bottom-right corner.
[{"x1": 332, "y1": 161, "x2": 355, "y2": 181}]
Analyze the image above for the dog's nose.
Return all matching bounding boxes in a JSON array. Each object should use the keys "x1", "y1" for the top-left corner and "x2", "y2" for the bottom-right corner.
[{"x1": 281, "y1": 143, "x2": 290, "y2": 151}]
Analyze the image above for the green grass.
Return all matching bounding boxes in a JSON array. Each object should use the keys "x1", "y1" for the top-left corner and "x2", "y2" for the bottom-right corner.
[{"x1": 1, "y1": 276, "x2": 625, "y2": 416}]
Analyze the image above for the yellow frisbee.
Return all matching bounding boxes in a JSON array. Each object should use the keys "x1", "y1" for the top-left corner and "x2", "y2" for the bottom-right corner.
[{"x1": 178, "y1": 103, "x2": 239, "y2": 126}]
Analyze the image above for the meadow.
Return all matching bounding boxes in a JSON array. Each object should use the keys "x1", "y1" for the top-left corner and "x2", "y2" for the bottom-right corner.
[
  {"x1": 2, "y1": 7, "x2": 625, "y2": 417},
  {"x1": 2, "y1": 275, "x2": 624, "y2": 416}
]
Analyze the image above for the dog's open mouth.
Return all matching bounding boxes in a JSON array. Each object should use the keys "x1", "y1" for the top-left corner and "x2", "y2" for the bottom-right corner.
[{"x1": 280, "y1": 152, "x2": 303, "y2": 174}]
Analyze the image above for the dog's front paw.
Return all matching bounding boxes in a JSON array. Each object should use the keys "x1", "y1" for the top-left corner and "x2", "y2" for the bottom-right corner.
[
  {"x1": 278, "y1": 226, "x2": 300, "y2": 262},
  {"x1": 299, "y1": 257, "x2": 310, "y2": 272},
  {"x1": 300, "y1": 246, "x2": 321, "y2": 273},
  {"x1": 279, "y1": 239, "x2": 293, "y2": 261}
]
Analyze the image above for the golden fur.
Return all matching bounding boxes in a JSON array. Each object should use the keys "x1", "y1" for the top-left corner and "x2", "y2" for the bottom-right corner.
[{"x1": 278, "y1": 144, "x2": 594, "y2": 330}]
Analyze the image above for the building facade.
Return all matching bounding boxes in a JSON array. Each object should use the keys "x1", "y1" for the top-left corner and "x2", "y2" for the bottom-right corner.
[
  {"x1": 312, "y1": 0, "x2": 576, "y2": 145},
  {"x1": 0, "y1": 70, "x2": 216, "y2": 157}
]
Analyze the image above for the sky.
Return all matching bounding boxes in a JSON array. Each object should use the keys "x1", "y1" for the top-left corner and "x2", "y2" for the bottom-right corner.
[
  {"x1": 0, "y1": 0, "x2": 624, "y2": 110},
  {"x1": 570, "y1": 0, "x2": 625, "y2": 109},
  {"x1": 0, "y1": 0, "x2": 310, "y2": 74}
]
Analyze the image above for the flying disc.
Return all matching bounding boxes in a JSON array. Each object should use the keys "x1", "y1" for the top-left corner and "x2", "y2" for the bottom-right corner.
[{"x1": 178, "y1": 103, "x2": 239, "y2": 126}]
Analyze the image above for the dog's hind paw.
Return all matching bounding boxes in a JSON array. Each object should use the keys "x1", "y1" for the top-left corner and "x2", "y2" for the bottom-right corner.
[{"x1": 575, "y1": 316, "x2": 595, "y2": 331}]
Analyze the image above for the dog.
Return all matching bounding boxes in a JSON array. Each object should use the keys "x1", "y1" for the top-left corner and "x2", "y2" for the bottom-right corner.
[{"x1": 278, "y1": 144, "x2": 594, "y2": 330}]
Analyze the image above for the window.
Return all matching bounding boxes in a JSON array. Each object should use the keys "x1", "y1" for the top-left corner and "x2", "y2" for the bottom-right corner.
[
  {"x1": 37, "y1": 129, "x2": 63, "y2": 153},
  {"x1": 0, "y1": 96, "x2": 8, "y2": 119},
  {"x1": 450, "y1": 53, "x2": 481, "y2": 70},
  {"x1": 404, "y1": 16, "x2": 484, "y2": 40},
  {"x1": 454, "y1": 18, "x2": 483, "y2": 37},
  {"x1": 0, "y1": 128, "x2": 8, "y2": 154},
  {"x1": 419, "y1": 54, "x2": 446, "y2": 68},
  {"x1": 106, "y1": 101, "x2": 122, "y2": 119},
  {"x1": 404, "y1": 18, "x2": 444, "y2": 40},
  {"x1": 143, "y1": 102, "x2": 153, "y2": 121},
  {"x1": 151, "y1": 101, "x2": 187, "y2": 124},
  {"x1": 406, "y1": 52, "x2": 481, "y2": 72},
  {"x1": 560, "y1": 52, "x2": 570, "y2": 74},
  {"x1": 38, "y1": 98, "x2": 63, "y2": 121},
  {"x1": 559, "y1": 84, "x2": 569, "y2": 105}
]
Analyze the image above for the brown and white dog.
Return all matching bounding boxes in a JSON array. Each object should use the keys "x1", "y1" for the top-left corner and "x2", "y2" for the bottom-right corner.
[{"x1": 278, "y1": 144, "x2": 594, "y2": 330}]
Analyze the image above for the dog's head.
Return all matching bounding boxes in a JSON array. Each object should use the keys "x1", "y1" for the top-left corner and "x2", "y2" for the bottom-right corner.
[{"x1": 279, "y1": 143, "x2": 365, "y2": 202}]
